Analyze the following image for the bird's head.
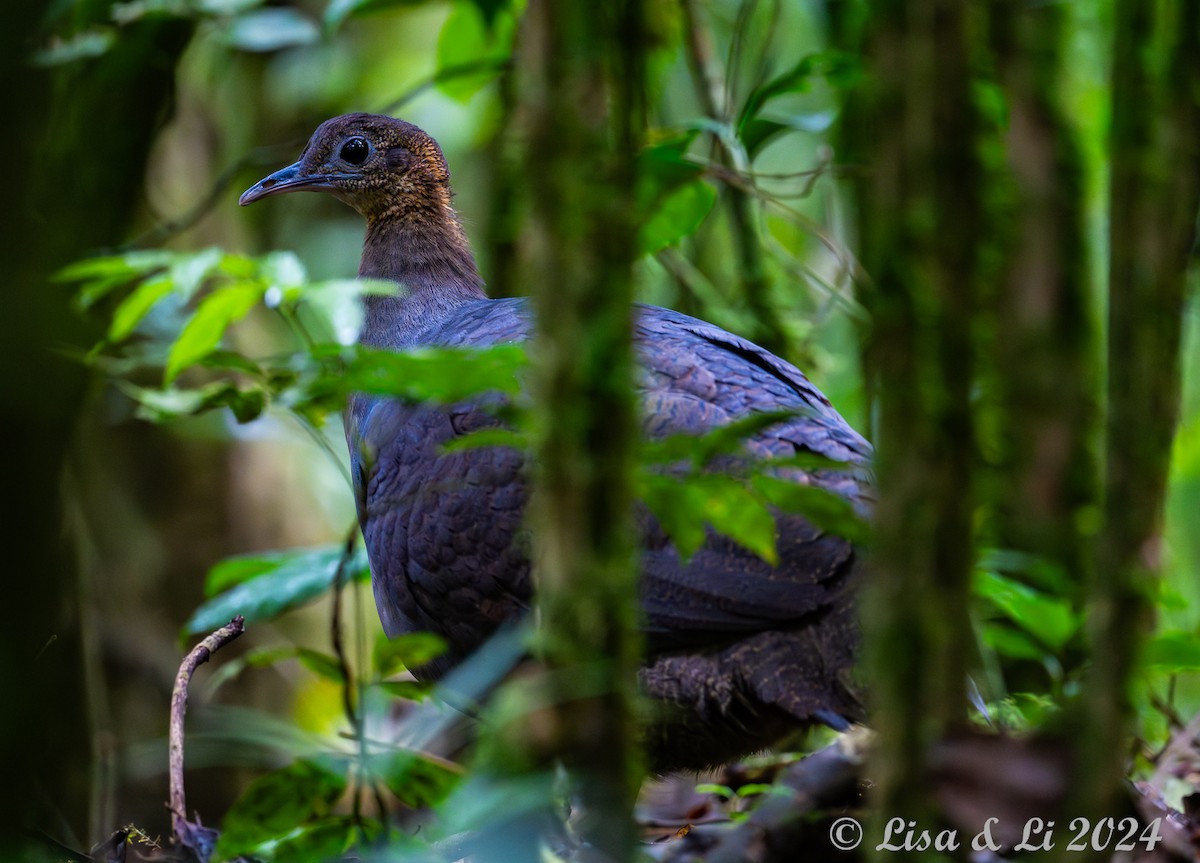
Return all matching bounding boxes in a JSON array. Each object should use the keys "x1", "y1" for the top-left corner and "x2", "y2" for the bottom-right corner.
[{"x1": 239, "y1": 113, "x2": 453, "y2": 223}]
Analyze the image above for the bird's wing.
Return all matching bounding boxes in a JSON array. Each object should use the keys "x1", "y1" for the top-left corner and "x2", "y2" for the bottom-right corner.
[
  {"x1": 348, "y1": 299, "x2": 535, "y2": 675},
  {"x1": 351, "y1": 298, "x2": 869, "y2": 659},
  {"x1": 632, "y1": 305, "x2": 870, "y2": 650}
]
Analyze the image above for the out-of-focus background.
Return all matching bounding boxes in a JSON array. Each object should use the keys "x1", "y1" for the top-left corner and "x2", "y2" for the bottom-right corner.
[{"x1": 5, "y1": 0, "x2": 1200, "y2": 858}]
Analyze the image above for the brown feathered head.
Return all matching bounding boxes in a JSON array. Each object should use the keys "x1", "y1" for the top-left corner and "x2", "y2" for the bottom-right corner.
[{"x1": 239, "y1": 113, "x2": 453, "y2": 223}]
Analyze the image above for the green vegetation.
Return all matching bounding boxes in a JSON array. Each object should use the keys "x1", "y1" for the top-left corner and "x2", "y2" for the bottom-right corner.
[{"x1": 6, "y1": 0, "x2": 1200, "y2": 861}]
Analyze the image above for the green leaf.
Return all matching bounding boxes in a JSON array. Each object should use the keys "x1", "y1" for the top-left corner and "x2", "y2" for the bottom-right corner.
[
  {"x1": 323, "y1": 0, "x2": 424, "y2": 30},
  {"x1": 640, "y1": 410, "x2": 798, "y2": 467},
  {"x1": 695, "y1": 783, "x2": 734, "y2": 800},
  {"x1": 261, "y1": 249, "x2": 307, "y2": 291},
  {"x1": 170, "y1": 247, "x2": 226, "y2": 301},
  {"x1": 373, "y1": 679, "x2": 432, "y2": 700},
  {"x1": 206, "y1": 551, "x2": 291, "y2": 596},
  {"x1": 640, "y1": 473, "x2": 708, "y2": 559},
  {"x1": 126, "y1": 380, "x2": 266, "y2": 423},
  {"x1": 981, "y1": 622, "x2": 1048, "y2": 662},
  {"x1": 197, "y1": 0, "x2": 262, "y2": 13},
  {"x1": 440, "y1": 427, "x2": 527, "y2": 453},
  {"x1": 973, "y1": 570, "x2": 1080, "y2": 652},
  {"x1": 215, "y1": 758, "x2": 348, "y2": 859},
  {"x1": 294, "y1": 278, "x2": 395, "y2": 345},
  {"x1": 119, "y1": 385, "x2": 205, "y2": 420},
  {"x1": 187, "y1": 545, "x2": 369, "y2": 634},
  {"x1": 740, "y1": 117, "x2": 791, "y2": 159},
  {"x1": 204, "y1": 382, "x2": 267, "y2": 423},
  {"x1": 436, "y1": 1, "x2": 513, "y2": 102},
  {"x1": 736, "y1": 51, "x2": 858, "y2": 138},
  {"x1": 750, "y1": 475, "x2": 870, "y2": 544},
  {"x1": 737, "y1": 55, "x2": 819, "y2": 133},
  {"x1": 215, "y1": 252, "x2": 260, "y2": 279},
  {"x1": 985, "y1": 693, "x2": 1059, "y2": 731},
  {"x1": 976, "y1": 548, "x2": 1073, "y2": 596},
  {"x1": 639, "y1": 180, "x2": 717, "y2": 254},
  {"x1": 244, "y1": 645, "x2": 305, "y2": 669},
  {"x1": 640, "y1": 473, "x2": 778, "y2": 563},
  {"x1": 206, "y1": 645, "x2": 356, "y2": 692},
  {"x1": 373, "y1": 632, "x2": 447, "y2": 676},
  {"x1": 56, "y1": 249, "x2": 172, "y2": 285},
  {"x1": 199, "y1": 349, "x2": 265, "y2": 376},
  {"x1": 272, "y1": 819, "x2": 354, "y2": 863},
  {"x1": 371, "y1": 748, "x2": 462, "y2": 809},
  {"x1": 637, "y1": 134, "x2": 705, "y2": 204},
  {"x1": 203, "y1": 644, "x2": 312, "y2": 693},
  {"x1": 637, "y1": 412, "x2": 865, "y2": 551},
  {"x1": 296, "y1": 649, "x2": 346, "y2": 683},
  {"x1": 468, "y1": 0, "x2": 507, "y2": 27},
  {"x1": 698, "y1": 474, "x2": 778, "y2": 564},
  {"x1": 32, "y1": 28, "x2": 116, "y2": 66},
  {"x1": 735, "y1": 783, "x2": 777, "y2": 799},
  {"x1": 224, "y1": 7, "x2": 320, "y2": 51},
  {"x1": 1142, "y1": 631, "x2": 1200, "y2": 671},
  {"x1": 165, "y1": 282, "x2": 263, "y2": 383},
  {"x1": 59, "y1": 250, "x2": 174, "y2": 310},
  {"x1": 296, "y1": 343, "x2": 528, "y2": 408},
  {"x1": 108, "y1": 277, "x2": 174, "y2": 341}
]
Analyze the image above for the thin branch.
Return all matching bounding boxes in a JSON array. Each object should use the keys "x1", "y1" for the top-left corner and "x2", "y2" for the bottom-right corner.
[
  {"x1": 374, "y1": 57, "x2": 513, "y2": 116},
  {"x1": 724, "y1": 0, "x2": 761, "y2": 120},
  {"x1": 749, "y1": 0, "x2": 783, "y2": 98},
  {"x1": 169, "y1": 616, "x2": 245, "y2": 839},
  {"x1": 128, "y1": 58, "x2": 512, "y2": 252},
  {"x1": 654, "y1": 247, "x2": 750, "y2": 333},
  {"x1": 329, "y1": 527, "x2": 369, "y2": 829},
  {"x1": 128, "y1": 144, "x2": 297, "y2": 250},
  {"x1": 680, "y1": 0, "x2": 727, "y2": 120},
  {"x1": 678, "y1": 0, "x2": 786, "y2": 354},
  {"x1": 327, "y1": 525, "x2": 388, "y2": 832},
  {"x1": 761, "y1": 233, "x2": 865, "y2": 322}
]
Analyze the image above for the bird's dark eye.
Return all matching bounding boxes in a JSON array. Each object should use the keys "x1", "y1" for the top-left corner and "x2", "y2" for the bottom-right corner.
[{"x1": 340, "y1": 137, "x2": 370, "y2": 165}]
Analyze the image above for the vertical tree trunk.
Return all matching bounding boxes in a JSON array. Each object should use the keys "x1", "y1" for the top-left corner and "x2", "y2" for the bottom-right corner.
[
  {"x1": 1085, "y1": 0, "x2": 1200, "y2": 817},
  {"x1": 985, "y1": 0, "x2": 1097, "y2": 607},
  {"x1": 2, "y1": 4, "x2": 193, "y2": 853},
  {"x1": 517, "y1": 1, "x2": 647, "y2": 858},
  {"x1": 840, "y1": 0, "x2": 982, "y2": 836}
]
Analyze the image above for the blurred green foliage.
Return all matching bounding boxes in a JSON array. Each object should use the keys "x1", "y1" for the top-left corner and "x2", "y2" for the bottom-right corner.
[{"x1": 33, "y1": 0, "x2": 1200, "y2": 858}]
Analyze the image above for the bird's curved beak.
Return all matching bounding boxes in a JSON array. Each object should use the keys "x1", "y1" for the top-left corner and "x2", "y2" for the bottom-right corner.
[{"x1": 239, "y1": 161, "x2": 338, "y2": 206}]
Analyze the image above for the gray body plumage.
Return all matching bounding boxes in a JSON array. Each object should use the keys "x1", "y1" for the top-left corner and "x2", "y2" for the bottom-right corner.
[
  {"x1": 348, "y1": 296, "x2": 870, "y2": 771},
  {"x1": 241, "y1": 113, "x2": 872, "y2": 771}
]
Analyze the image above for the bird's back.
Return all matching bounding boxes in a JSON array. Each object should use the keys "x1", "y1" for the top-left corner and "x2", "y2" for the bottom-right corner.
[
  {"x1": 350, "y1": 297, "x2": 871, "y2": 766},
  {"x1": 241, "y1": 113, "x2": 871, "y2": 770}
]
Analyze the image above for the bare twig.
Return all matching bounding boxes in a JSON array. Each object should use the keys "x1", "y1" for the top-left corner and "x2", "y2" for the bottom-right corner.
[{"x1": 168, "y1": 616, "x2": 245, "y2": 840}]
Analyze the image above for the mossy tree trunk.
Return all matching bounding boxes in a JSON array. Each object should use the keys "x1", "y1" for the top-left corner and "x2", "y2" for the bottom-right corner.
[
  {"x1": 839, "y1": 0, "x2": 982, "y2": 835},
  {"x1": 984, "y1": 0, "x2": 1097, "y2": 612},
  {"x1": 840, "y1": 0, "x2": 1200, "y2": 838},
  {"x1": 1084, "y1": 0, "x2": 1200, "y2": 818},
  {"x1": 3, "y1": 2, "x2": 193, "y2": 854},
  {"x1": 515, "y1": 0, "x2": 647, "y2": 858}
]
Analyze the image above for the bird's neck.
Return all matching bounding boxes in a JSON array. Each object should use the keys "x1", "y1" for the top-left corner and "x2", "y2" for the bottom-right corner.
[{"x1": 358, "y1": 211, "x2": 487, "y2": 348}]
